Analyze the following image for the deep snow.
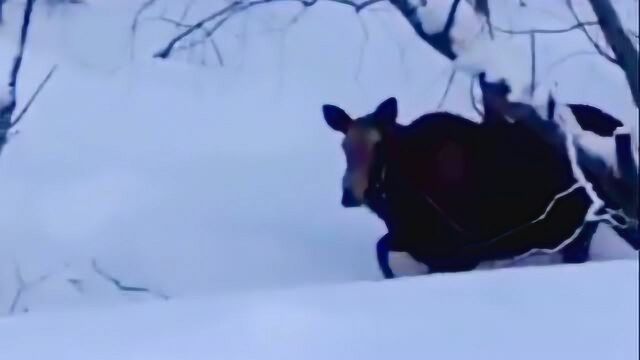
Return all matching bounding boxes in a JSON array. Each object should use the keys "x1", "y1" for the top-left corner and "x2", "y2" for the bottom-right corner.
[
  {"x1": 0, "y1": 260, "x2": 638, "y2": 360},
  {"x1": 0, "y1": 0, "x2": 637, "y2": 317}
]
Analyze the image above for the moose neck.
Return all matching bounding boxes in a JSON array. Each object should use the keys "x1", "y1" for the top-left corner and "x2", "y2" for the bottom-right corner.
[{"x1": 364, "y1": 125, "x2": 407, "y2": 219}]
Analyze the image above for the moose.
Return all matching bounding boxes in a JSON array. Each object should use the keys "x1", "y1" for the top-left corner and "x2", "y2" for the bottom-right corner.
[{"x1": 323, "y1": 97, "x2": 638, "y2": 278}]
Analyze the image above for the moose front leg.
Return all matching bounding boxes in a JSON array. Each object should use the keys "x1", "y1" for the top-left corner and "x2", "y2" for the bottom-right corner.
[{"x1": 376, "y1": 233, "x2": 430, "y2": 279}]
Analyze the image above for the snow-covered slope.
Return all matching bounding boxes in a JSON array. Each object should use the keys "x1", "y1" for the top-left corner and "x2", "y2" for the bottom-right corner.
[
  {"x1": 1, "y1": 260, "x2": 638, "y2": 360},
  {"x1": 0, "y1": 0, "x2": 637, "y2": 316}
]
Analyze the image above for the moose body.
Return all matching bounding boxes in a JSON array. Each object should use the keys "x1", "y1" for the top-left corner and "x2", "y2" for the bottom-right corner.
[{"x1": 323, "y1": 97, "x2": 601, "y2": 276}]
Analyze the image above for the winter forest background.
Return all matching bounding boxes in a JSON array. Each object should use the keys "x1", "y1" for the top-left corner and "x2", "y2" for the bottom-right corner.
[{"x1": 0, "y1": 0, "x2": 638, "y2": 358}]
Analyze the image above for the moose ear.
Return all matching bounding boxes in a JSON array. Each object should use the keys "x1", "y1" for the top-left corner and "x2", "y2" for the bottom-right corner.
[
  {"x1": 322, "y1": 104, "x2": 352, "y2": 134},
  {"x1": 374, "y1": 97, "x2": 398, "y2": 126}
]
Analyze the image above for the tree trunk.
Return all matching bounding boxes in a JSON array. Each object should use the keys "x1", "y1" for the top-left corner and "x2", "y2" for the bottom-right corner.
[
  {"x1": 587, "y1": 0, "x2": 640, "y2": 108},
  {"x1": 0, "y1": 0, "x2": 36, "y2": 157}
]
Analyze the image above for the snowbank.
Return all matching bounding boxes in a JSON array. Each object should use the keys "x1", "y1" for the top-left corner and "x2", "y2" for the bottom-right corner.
[
  {"x1": 0, "y1": 0, "x2": 637, "y2": 315},
  {"x1": 1, "y1": 260, "x2": 637, "y2": 360}
]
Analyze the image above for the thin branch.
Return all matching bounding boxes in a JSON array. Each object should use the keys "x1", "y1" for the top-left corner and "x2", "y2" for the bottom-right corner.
[
  {"x1": 494, "y1": 21, "x2": 600, "y2": 35},
  {"x1": 154, "y1": 0, "x2": 241, "y2": 59},
  {"x1": 177, "y1": 0, "x2": 196, "y2": 26},
  {"x1": 529, "y1": 32, "x2": 536, "y2": 96},
  {"x1": 157, "y1": 16, "x2": 191, "y2": 28},
  {"x1": 566, "y1": 0, "x2": 617, "y2": 63},
  {"x1": 9, "y1": 264, "x2": 54, "y2": 315},
  {"x1": 153, "y1": 0, "x2": 385, "y2": 59},
  {"x1": 437, "y1": 69, "x2": 456, "y2": 109},
  {"x1": 546, "y1": 50, "x2": 601, "y2": 73},
  {"x1": 10, "y1": 65, "x2": 58, "y2": 129},
  {"x1": 354, "y1": 15, "x2": 370, "y2": 81},
  {"x1": 131, "y1": 0, "x2": 158, "y2": 34},
  {"x1": 91, "y1": 259, "x2": 169, "y2": 300},
  {"x1": 209, "y1": 38, "x2": 225, "y2": 66}
]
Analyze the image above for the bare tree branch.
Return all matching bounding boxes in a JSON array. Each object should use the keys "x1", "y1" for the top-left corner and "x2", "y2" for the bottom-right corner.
[
  {"x1": 437, "y1": 69, "x2": 456, "y2": 109},
  {"x1": 210, "y1": 38, "x2": 225, "y2": 66},
  {"x1": 132, "y1": 0, "x2": 158, "y2": 34},
  {"x1": 10, "y1": 65, "x2": 58, "y2": 129},
  {"x1": 566, "y1": 0, "x2": 617, "y2": 64},
  {"x1": 0, "y1": 0, "x2": 36, "y2": 158},
  {"x1": 9, "y1": 264, "x2": 54, "y2": 315},
  {"x1": 354, "y1": 15, "x2": 370, "y2": 81},
  {"x1": 91, "y1": 259, "x2": 169, "y2": 300},
  {"x1": 529, "y1": 32, "x2": 536, "y2": 96},
  {"x1": 154, "y1": 1, "x2": 240, "y2": 59},
  {"x1": 494, "y1": 21, "x2": 600, "y2": 35},
  {"x1": 153, "y1": 0, "x2": 385, "y2": 59}
]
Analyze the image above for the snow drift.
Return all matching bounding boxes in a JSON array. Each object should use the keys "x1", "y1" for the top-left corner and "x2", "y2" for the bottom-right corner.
[{"x1": 0, "y1": 260, "x2": 637, "y2": 360}]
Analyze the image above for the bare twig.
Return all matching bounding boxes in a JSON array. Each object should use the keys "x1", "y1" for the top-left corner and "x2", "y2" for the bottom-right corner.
[
  {"x1": 10, "y1": 65, "x2": 58, "y2": 129},
  {"x1": 157, "y1": 16, "x2": 191, "y2": 28},
  {"x1": 566, "y1": 0, "x2": 616, "y2": 63},
  {"x1": 132, "y1": 0, "x2": 158, "y2": 34},
  {"x1": 494, "y1": 21, "x2": 600, "y2": 35},
  {"x1": 354, "y1": 15, "x2": 370, "y2": 81},
  {"x1": 529, "y1": 33, "x2": 536, "y2": 96},
  {"x1": 9, "y1": 264, "x2": 54, "y2": 315},
  {"x1": 153, "y1": 0, "x2": 385, "y2": 59},
  {"x1": 177, "y1": 0, "x2": 196, "y2": 26},
  {"x1": 437, "y1": 69, "x2": 456, "y2": 109},
  {"x1": 210, "y1": 38, "x2": 225, "y2": 66},
  {"x1": 546, "y1": 50, "x2": 600, "y2": 73},
  {"x1": 91, "y1": 259, "x2": 169, "y2": 300}
]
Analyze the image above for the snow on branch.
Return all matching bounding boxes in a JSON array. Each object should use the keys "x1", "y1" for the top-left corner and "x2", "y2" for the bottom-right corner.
[
  {"x1": 152, "y1": 0, "x2": 385, "y2": 59},
  {"x1": 91, "y1": 259, "x2": 169, "y2": 300}
]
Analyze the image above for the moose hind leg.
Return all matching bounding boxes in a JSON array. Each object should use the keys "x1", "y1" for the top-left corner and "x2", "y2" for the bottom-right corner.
[{"x1": 561, "y1": 221, "x2": 598, "y2": 263}]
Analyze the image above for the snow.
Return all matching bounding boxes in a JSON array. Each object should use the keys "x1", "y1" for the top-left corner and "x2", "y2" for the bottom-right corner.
[
  {"x1": 415, "y1": 0, "x2": 457, "y2": 34},
  {"x1": 1, "y1": 260, "x2": 637, "y2": 360},
  {"x1": 0, "y1": 0, "x2": 637, "y2": 350}
]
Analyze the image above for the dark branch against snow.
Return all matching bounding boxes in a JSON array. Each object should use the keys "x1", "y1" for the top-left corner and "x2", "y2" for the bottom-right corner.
[
  {"x1": 153, "y1": 0, "x2": 385, "y2": 59},
  {"x1": 0, "y1": 0, "x2": 36, "y2": 157},
  {"x1": 91, "y1": 259, "x2": 169, "y2": 300},
  {"x1": 529, "y1": 33, "x2": 536, "y2": 96},
  {"x1": 10, "y1": 65, "x2": 58, "y2": 129},
  {"x1": 8, "y1": 264, "x2": 54, "y2": 315},
  {"x1": 494, "y1": 21, "x2": 600, "y2": 35},
  {"x1": 436, "y1": 69, "x2": 456, "y2": 109},
  {"x1": 585, "y1": 0, "x2": 640, "y2": 108},
  {"x1": 566, "y1": 0, "x2": 616, "y2": 64}
]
